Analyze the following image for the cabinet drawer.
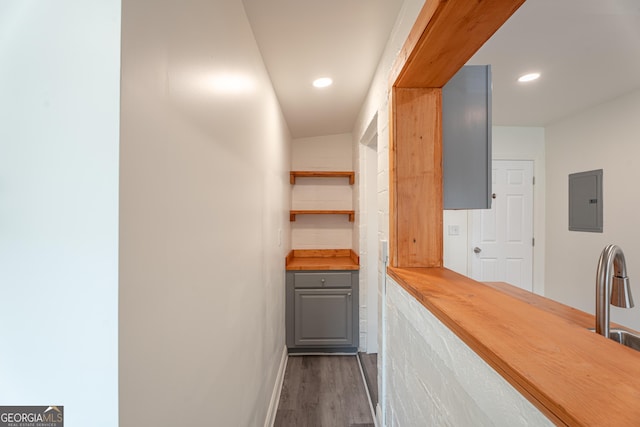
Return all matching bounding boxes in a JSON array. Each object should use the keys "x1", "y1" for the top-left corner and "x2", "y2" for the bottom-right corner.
[{"x1": 294, "y1": 272, "x2": 352, "y2": 288}]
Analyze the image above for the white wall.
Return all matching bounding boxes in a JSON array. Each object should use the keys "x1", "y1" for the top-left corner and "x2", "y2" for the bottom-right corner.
[
  {"x1": 443, "y1": 126, "x2": 546, "y2": 295},
  {"x1": 0, "y1": 1, "x2": 120, "y2": 425},
  {"x1": 291, "y1": 133, "x2": 353, "y2": 249},
  {"x1": 546, "y1": 89, "x2": 640, "y2": 331},
  {"x1": 443, "y1": 209, "x2": 470, "y2": 275},
  {"x1": 385, "y1": 278, "x2": 552, "y2": 427},
  {"x1": 119, "y1": 0, "x2": 291, "y2": 425}
]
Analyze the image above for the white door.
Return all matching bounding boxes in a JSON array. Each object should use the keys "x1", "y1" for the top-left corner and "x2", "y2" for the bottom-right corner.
[{"x1": 470, "y1": 160, "x2": 534, "y2": 291}]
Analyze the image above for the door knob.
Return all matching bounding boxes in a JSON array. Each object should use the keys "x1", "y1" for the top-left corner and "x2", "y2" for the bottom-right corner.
[{"x1": 474, "y1": 247, "x2": 482, "y2": 254}]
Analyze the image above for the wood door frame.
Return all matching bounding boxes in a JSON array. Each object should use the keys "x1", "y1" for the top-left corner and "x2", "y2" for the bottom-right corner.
[{"x1": 389, "y1": 0, "x2": 526, "y2": 268}]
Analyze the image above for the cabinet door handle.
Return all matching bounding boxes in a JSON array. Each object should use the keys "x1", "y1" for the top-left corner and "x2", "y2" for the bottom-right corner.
[{"x1": 347, "y1": 292, "x2": 352, "y2": 297}]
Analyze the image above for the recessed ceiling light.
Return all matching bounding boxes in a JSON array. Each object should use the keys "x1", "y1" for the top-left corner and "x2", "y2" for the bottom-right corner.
[
  {"x1": 518, "y1": 72, "x2": 541, "y2": 83},
  {"x1": 313, "y1": 77, "x2": 333, "y2": 88}
]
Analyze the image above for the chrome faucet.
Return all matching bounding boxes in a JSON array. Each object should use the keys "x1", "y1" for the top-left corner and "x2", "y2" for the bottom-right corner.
[{"x1": 596, "y1": 244, "x2": 634, "y2": 338}]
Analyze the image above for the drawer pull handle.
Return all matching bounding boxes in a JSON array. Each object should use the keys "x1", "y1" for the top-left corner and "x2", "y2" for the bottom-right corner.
[{"x1": 347, "y1": 292, "x2": 352, "y2": 297}]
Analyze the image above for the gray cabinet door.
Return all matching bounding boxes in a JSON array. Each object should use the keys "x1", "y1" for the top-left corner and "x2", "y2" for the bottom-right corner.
[
  {"x1": 294, "y1": 288, "x2": 352, "y2": 346},
  {"x1": 443, "y1": 65, "x2": 492, "y2": 209}
]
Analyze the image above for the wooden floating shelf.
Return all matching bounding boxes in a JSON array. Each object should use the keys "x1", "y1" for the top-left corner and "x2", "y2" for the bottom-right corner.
[
  {"x1": 289, "y1": 210, "x2": 355, "y2": 222},
  {"x1": 290, "y1": 171, "x2": 355, "y2": 185}
]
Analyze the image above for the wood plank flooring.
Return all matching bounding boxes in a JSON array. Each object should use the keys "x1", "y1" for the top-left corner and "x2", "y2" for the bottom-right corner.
[{"x1": 274, "y1": 355, "x2": 374, "y2": 427}]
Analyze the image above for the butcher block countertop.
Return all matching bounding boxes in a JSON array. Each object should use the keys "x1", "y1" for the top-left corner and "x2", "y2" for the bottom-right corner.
[
  {"x1": 387, "y1": 266, "x2": 640, "y2": 427},
  {"x1": 285, "y1": 249, "x2": 360, "y2": 271}
]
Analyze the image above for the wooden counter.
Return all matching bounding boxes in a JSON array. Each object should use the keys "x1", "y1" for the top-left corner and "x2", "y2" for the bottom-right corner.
[
  {"x1": 285, "y1": 249, "x2": 359, "y2": 271},
  {"x1": 388, "y1": 266, "x2": 640, "y2": 426}
]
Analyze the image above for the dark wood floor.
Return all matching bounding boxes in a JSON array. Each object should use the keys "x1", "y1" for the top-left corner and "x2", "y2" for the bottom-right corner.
[
  {"x1": 358, "y1": 352, "x2": 378, "y2": 407},
  {"x1": 274, "y1": 355, "x2": 374, "y2": 427}
]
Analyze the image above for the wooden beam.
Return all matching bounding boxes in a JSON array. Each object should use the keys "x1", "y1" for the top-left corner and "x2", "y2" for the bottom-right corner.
[
  {"x1": 389, "y1": 0, "x2": 526, "y2": 268},
  {"x1": 388, "y1": 0, "x2": 443, "y2": 87},
  {"x1": 391, "y1": 88, "x2": 443, "y2": 268},
  {"x1": 392, "y1": 0, "x2": 526, "y2": 88}
]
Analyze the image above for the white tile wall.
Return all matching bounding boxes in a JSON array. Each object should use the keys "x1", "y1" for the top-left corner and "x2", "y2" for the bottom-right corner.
[
  {"x1": 290, "y1": 214, "x2": 353, "y2": 249},
  {"x1": 290, "y1": 133, "x2": 355, "y2": 250},
  {"x1": 291, "y1": 133, "x2": 353, "y2": 170},
  {"x1": 291, "y1": 178, "x2": 353, "y2": 210}
]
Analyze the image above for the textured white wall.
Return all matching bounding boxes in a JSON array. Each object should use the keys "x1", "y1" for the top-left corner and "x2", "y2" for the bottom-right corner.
[
  {"x1": 357, "y1": 132, "x2": 379, "y2": 351},
  {"x1": 351, "y1": 0, "x2": 426, "y2": 417},
  {"x1": 291, "y1": 133, "x2": 354, "y2": 249},
  {"x1": 385, "y1": 278, "x2": 552, "y2": 427},
  {"x1": 0, "y1": 1, "x2": 120, "y2": 425},
  {"x1": 545, "y1": 89, "x2": 640, "y2": 331},
  {"x1": 119, "y1": 0, "x2": 291, "y2": 425}
]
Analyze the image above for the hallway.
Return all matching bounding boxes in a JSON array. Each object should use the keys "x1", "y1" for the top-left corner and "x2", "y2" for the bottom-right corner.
[{"x1": 274, "y1": 356, "x2": 374, "y2": 427}]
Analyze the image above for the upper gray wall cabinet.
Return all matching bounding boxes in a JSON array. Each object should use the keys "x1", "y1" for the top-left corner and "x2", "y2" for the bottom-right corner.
[{"x1": 442, "y1": 65, "x2": 492, "y2": 210}]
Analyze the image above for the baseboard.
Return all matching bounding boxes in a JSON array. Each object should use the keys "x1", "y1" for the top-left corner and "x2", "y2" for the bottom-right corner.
[
  {"x1": 264, "y1": 344, "x2": 288, "y2": 427},
  {"x1": 376, "y1": 403, "x2": 383, "y2": 427},
  {"x1": 288, "y1": 351, "x2": 357, "y2": 356},
  {"x1": 356, "y1": 353, "x2": 378, "y2": 427},
  {"x1": 287, "y1": 346, "x2": 358, "y2": 355}
]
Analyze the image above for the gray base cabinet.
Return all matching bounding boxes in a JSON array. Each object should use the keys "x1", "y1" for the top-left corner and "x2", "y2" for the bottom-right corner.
[{"x1": 286, "y1": 270, "x2": 359, "y2": 352}]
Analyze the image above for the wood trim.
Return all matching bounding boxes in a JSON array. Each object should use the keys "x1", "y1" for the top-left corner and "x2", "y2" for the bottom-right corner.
[
  {"x1": 387, "y1": 267, "x2": 640, "y2": 426},
  {"x1": 349, "y1": 249, "x2": 359, "y2": 266},
  {"x1": 388, "y1": 93, "x2": 398, "y2": 267},
  {"x1": 389, "y1": 0, "x2": 525, "y2": 268},
  {"x1": 290, "y1": 171, "x2": 355, "y2": 185},
  {"x1": 391, "y1": 88, "x2": 442, "y2": 268},
  {"x1": 391, "y1": 0, "x2": 526, "y2": 88}
]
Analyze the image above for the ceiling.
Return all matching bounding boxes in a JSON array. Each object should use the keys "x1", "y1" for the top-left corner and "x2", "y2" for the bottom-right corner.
[
  {"x1": 469, "y1": 0, "x2": 640, "y2": 127},
  {"x1": 243, "y1": 0, "x2": 640, "y2": 139},
  {"x1": 242, "y1": 0, "x2": 403, "y2": 138}
]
